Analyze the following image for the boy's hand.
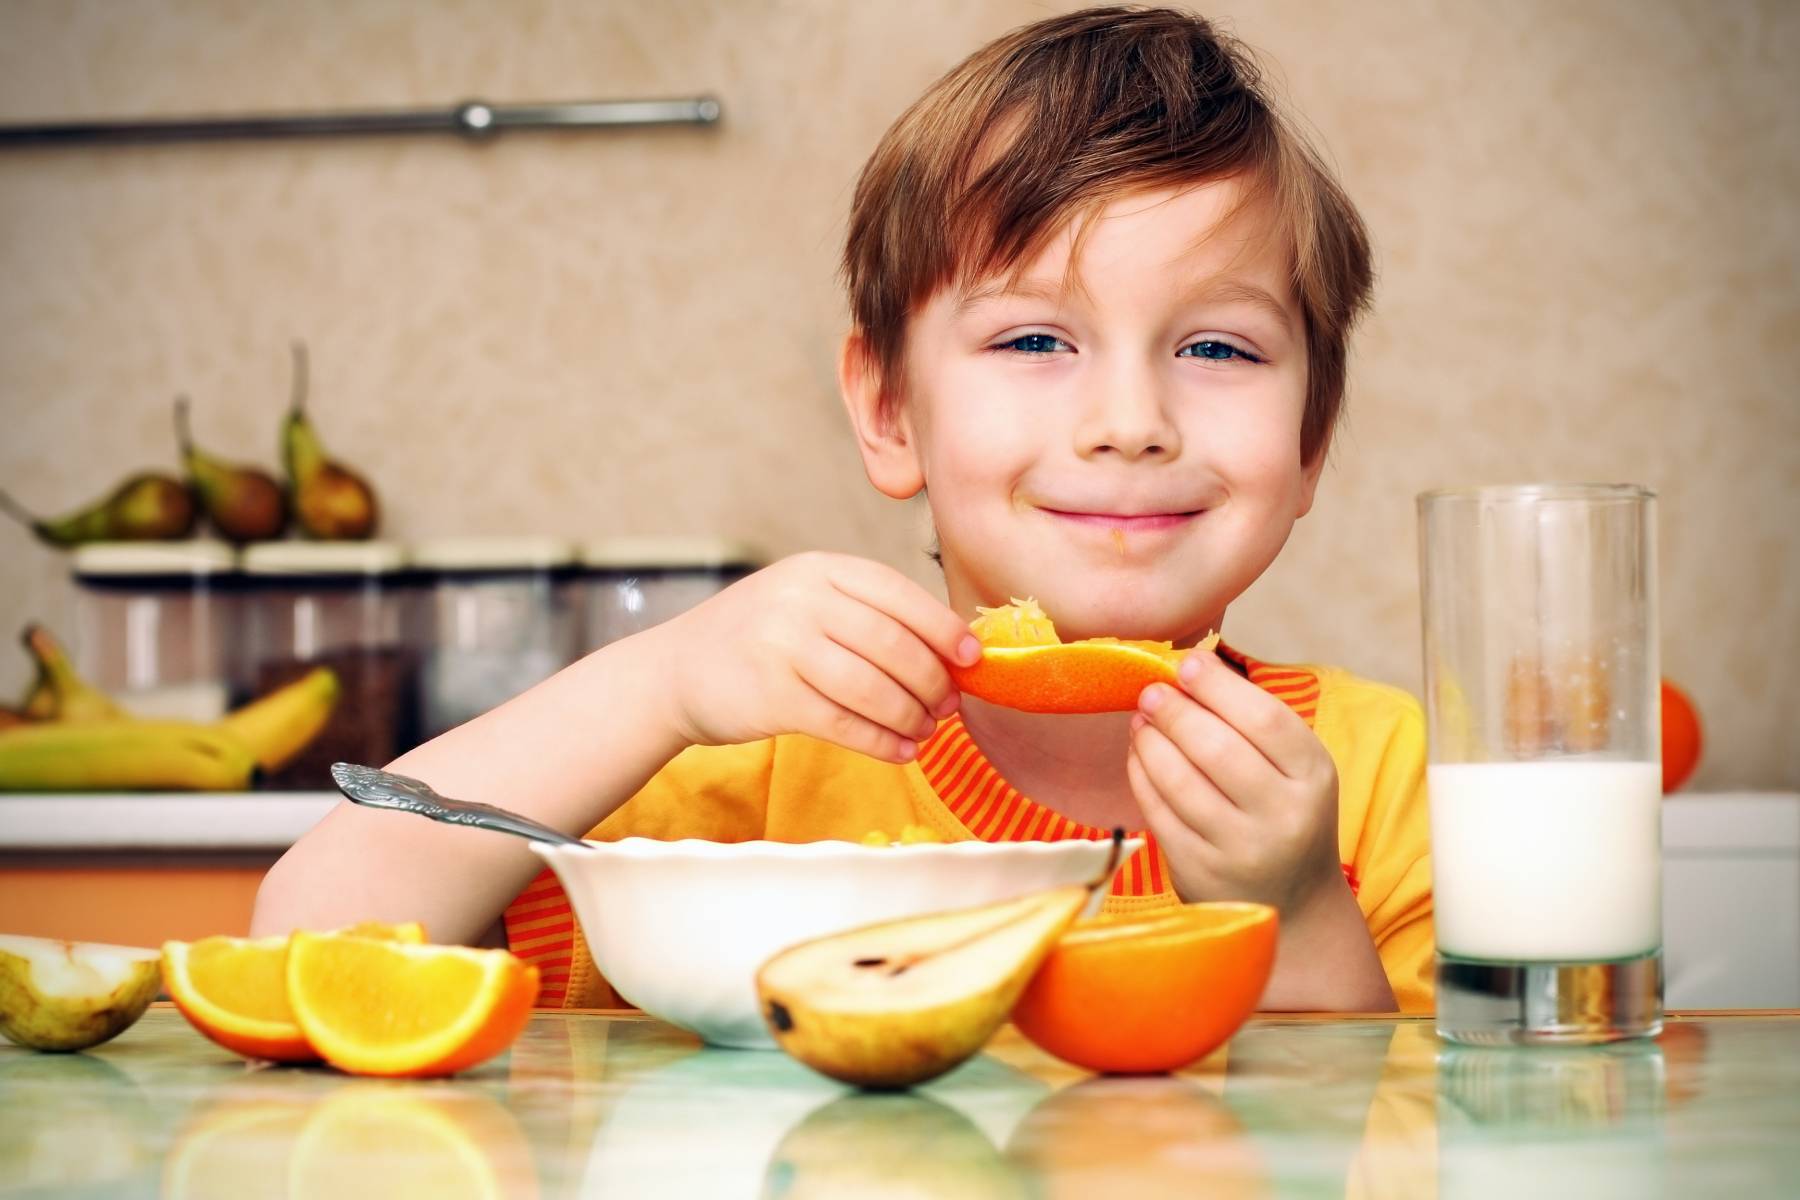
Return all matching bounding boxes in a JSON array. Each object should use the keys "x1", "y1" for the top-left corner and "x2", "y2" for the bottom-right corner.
[
  {"x1": 1125, "y1": 650, "x2": 1343, "y2": 916},
  {"x1": 653, "y1": 552, "x2": 980, "y2": 763}
]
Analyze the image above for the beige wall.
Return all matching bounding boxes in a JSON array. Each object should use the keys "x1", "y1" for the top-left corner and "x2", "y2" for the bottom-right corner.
[{"x1": 0, "y1": 1, "x2": 1794, "y2": 788}]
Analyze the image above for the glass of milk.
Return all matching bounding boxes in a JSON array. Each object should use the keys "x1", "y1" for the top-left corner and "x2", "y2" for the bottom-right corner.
[{"x1": 1419, "y1": 484, "x2": 1662, "y2": 1044}]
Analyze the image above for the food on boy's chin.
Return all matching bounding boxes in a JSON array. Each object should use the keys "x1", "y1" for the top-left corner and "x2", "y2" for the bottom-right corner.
[
  {"x1": 162, "y1": 921, "x2": 425, "y2": 1063},
  {"x1": 175, "y1": 394, "x2": 287, "y2": 542},
  {"x1": 1011, "y1": 902, "x2": 1277, "y2": 1074},
  {"x1": 0, "y1": 472, "x2": 196, "y2": 547},
  {"x1": 282, "y1": 340, "x2": 379, "y2": 541},
  {"x1": 756, "y1": 886, "x2": 1091, "y2": 1089},
  {"x1": 0, "y1": 934, "x2": 162, "y2": 1051},
  {"x1": 950, "y1": 598, "x2": 1219, "y2": 714},
  {"x1": 859, "y1": 824, "x2": 945, "y2": 846}
]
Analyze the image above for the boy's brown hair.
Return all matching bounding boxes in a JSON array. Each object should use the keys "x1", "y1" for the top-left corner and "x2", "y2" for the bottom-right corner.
[{"x1": 844, "y1": 5, "x2": 1373, "y2": 464}]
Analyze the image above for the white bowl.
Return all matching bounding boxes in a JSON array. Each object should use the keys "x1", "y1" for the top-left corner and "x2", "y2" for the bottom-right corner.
[{"x1": 529, "y1": 836, "x2": 1142, "y2": 1049}]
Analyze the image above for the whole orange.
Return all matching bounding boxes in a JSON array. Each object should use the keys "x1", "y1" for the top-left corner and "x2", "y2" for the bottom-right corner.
[
  {"x1": 1661, "y1": 679, "x2": 1703, "y2": 793},
  {"x1": 1011, "y1": 902, "x2": 1277, "y2": 1075}
]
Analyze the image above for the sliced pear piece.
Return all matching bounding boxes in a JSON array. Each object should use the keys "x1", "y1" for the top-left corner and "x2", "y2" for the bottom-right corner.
[
  {"x1": 0, "y1": 934, "x2": 162, "y2": 1051},
  {"x1": 756, "y1": 885, "x2": 1091, "y2": 1089}
]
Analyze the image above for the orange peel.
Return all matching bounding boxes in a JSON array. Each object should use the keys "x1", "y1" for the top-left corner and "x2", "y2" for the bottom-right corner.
[{"x1": 949, "y1": 598, "x2": 1219, "y2": 714}]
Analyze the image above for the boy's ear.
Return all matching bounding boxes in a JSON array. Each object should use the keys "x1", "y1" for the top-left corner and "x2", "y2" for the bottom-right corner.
[
  {"x1": 1296, "y1": 430, "x2": 1332, "y2": 519},
  {"x1": 838, "y1": 331, "x2": 925, "y2": 500}
]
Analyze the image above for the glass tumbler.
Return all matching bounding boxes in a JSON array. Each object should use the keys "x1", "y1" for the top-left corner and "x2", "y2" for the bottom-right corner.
[{"x1": 1419, "y1": 484, "x2": 1662, "y2": 1044}]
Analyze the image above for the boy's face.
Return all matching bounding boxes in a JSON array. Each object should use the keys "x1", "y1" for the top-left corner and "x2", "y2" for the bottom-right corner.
[{"x1": 846, "y1": 178, "x2": 1321, "y2": 644}]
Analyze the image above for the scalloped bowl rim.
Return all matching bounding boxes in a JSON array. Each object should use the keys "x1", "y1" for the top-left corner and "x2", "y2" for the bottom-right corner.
[{"x1": 535, "y1": 835, "x2": 1142, "y2": 860}]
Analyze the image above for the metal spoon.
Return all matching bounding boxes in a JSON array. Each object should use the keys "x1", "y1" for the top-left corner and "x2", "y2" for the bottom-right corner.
[{"x1": 329, "y1": 762, "x2": 587, "y2": 847}]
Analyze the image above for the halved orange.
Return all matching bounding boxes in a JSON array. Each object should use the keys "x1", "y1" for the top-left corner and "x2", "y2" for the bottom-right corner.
[
  {"x1": 162, "y1": 921, "x2": 425, "y2": 1062},
  {"x1": 1011, "y1": 902, "x2": 1277, "y2": 1074},
  {"x1": 286, "y1": 934, "x2": 539, "y2": 1078},
  {"x1": 950, "y1": 598, "x2": 1219, "y2": 714}
]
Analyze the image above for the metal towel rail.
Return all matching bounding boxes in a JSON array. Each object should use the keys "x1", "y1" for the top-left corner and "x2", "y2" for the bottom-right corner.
[{"x1": 0, "y1": 97, "x2": 722, "y2": 147}]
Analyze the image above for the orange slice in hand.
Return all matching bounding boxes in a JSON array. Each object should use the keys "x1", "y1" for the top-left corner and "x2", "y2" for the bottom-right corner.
[
  {"x1": 1011, "y1": 901, "x2": 1277, "y2": 1074},
  {"x1": 162, "y1": 921, "x2": 424, "y2": 1063},
  {"x1": 286, "y1": 933, "x2": 539, "y2": 1078},
  {"x1": 950, "y1": 598, "x2": 1219, "y2": 714}
]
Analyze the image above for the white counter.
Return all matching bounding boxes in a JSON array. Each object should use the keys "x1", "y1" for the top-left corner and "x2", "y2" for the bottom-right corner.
[{"x1": 0, "y1": 792, "x2": 339, "y2": 853}]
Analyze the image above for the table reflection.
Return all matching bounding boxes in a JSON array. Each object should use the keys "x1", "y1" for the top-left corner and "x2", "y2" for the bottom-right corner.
[{"x1": 6, "y1": 1010, "x2": 1798, "y2": 1199}]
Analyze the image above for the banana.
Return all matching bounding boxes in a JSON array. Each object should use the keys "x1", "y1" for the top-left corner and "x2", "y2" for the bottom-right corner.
[
  {"x1": 215, "y1": 667, "x2": 339, "y2": 772},
  {"x1": 18, "y1": 625, "x2": 122, "y2": 723},
  {"x1": 0, "y1": 721, "x2": 258, "y2": 791}
]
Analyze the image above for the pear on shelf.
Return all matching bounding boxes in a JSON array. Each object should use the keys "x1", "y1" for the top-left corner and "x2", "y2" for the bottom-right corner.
[
  {"x1": 756, "y1": 834, "x2": 1125, "y2": 1089},
  {"x1": 0, "y1": 473, "x2": 195, "y2": 547},
  {"x1": 281, "y1": 341, "x2": 378, "y2": 540},
  {"x1": 175, "y1": 395, "x2": 286, "y2": 542}
]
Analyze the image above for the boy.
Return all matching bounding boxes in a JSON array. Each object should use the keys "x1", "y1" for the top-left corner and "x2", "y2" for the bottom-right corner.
[{"x1": 255, "y1": 6, "x2": 1431, "y2": 1014}]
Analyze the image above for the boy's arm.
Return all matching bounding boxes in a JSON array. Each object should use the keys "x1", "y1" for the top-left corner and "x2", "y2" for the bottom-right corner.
[
  {"x1": 252, "y1": 629, "x2": 688, "y2": 946},
  {"x1": 253, "y1": 552, "x2": 974, "y2": 947}
]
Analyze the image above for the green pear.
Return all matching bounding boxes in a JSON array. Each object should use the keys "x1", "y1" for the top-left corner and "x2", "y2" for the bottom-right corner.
[
  {"x1": 0, "y1": 472, "x2": 195, "y2": 546},
  {"x1": 175, "y1": 394, "x2": 286, "y2": 542},
  {"x1": 755, "y1": 885, "x2": 1091, "y2": 1090},
  {"x1": 281, "y1": 341, "x2": 379, "y2": 540},
  {"x1": 0, "y1": 934, "x2": 162, "y2": 1051}
]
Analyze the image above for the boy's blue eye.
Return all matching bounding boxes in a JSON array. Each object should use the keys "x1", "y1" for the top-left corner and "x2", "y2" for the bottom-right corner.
[
  {"x1": 996, "y1": 333, "x2": 1071, "y2": 354},
  {"x1": 1178, "y1": 340, "x2": 1260, "y2": 363}
]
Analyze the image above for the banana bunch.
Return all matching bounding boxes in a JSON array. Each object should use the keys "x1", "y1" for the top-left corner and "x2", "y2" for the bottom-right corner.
[{"x1": 0, "y1": 626, "x2": 338, "y2": 792}]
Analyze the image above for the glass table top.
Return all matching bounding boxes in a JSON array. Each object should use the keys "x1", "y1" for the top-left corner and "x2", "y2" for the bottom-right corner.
[{"x1": 4, "y1": 1007, "x2": 1797, "y2": 1197}]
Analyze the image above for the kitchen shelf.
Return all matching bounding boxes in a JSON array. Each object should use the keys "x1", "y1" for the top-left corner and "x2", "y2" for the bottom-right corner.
[{"x1": 0, "y1": 792, "x2": 338, "y2": 853}]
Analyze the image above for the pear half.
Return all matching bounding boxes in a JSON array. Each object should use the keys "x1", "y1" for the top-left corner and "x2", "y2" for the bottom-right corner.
[
  {"x1": 756, "y1": 886, "x2": 1090, "y2": 1089},
  {"x1": 0, "y1": 934, "x2": 162, "y2": 1051}
]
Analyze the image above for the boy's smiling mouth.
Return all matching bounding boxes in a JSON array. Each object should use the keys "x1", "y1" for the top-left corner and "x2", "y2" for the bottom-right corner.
[{"x1": 1039, "y1": 507, "x2": 1203, "y2": 532}]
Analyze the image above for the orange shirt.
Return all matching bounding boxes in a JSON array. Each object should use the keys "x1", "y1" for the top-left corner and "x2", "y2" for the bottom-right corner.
[{"x1": 505, "y1": 645, "x2": 1434, "y2": 1011}]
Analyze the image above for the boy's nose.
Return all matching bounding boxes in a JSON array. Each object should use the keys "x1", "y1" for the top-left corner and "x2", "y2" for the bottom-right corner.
[{"x1": 1073, "y1": 367, "x2": 1182, "y2": 461}]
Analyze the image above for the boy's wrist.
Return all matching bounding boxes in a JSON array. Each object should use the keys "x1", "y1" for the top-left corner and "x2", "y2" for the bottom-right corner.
[{"x1": 569, "y1": 625, "x2": 696, "y2": 764}]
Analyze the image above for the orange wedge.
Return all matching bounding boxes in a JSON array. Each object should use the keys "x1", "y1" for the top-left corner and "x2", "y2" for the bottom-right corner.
[
  {"x1": 162, "y1": 921, "x2": 425, "y2": 1062},
  {"x1": 950, "y1": 598, "x2": 1219, "y2": 714},
  {"x1": 1012, "y1": 902, "x2": 1277, "y2": 1074},
  {"x1": 286, "y1": 934, "x2": 539, "y2": 1078}
]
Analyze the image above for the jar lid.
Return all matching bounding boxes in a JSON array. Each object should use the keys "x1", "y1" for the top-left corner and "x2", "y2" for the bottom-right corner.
[
  {"x1": 410, "y1": 536, "x2": 576, "y2": 572},
  {"x1": 72, "y1": 540, "x2": 237, "y2": 578},
  {"x1": 241, "y1": 541, "x2": 408, "y2": 576},
  {"x1": 579, "y1": 536, "x2": 763, "y2": 571}
]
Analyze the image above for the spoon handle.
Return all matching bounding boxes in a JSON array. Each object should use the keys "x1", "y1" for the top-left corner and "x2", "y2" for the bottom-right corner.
[{"x1": 329, "y1": 762, "x2": 587, "y2": 847}]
